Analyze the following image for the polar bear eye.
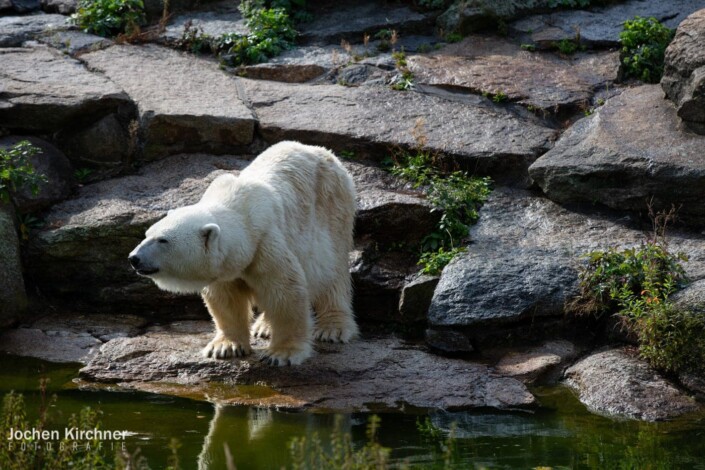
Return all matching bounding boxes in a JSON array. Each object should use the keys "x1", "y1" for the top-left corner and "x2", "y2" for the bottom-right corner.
[{"x1": 157, "y1": 238, "x2": 169, "y2": 244}]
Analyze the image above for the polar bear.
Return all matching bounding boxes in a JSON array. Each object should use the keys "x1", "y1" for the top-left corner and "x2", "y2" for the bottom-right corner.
[{"x1": 128, "y1": 141, "x2": 358, "y2": 365}]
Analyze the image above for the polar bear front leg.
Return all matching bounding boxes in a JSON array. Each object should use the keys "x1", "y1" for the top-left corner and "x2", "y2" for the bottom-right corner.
[{"x1": 202, "y1": 280, "x2": 253, "y2": 359}]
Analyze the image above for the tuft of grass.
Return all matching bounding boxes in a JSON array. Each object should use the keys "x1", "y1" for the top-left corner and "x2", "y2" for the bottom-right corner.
[
  {"x1": 71, "y1": 0, "x2": 146, "y2": 37},
  {"x1": 555, "y1": 38, "x2": 581, "y2": 55},
  {"x1": 390, "y1": 50, "x2": 415, "y2": 91},
  {"x1": 619, "y1": 16, "x2": 674, "y2": 83}
]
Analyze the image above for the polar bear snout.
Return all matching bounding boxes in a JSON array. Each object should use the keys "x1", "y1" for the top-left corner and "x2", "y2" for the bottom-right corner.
[{"x1": 128, "y1": 244, "x2": 160, "y2": 276}]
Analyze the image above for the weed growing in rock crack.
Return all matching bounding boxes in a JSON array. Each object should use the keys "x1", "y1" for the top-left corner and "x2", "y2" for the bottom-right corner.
[
  {"x1": 554, "y1": 38, "x2": 583, "y2": 55},
  {"x1": 568, "y1": 206, "x2": 705, "y2": 375},
  {"x1": 71, "y1": 0, "x2": 146, "y2": 37},
  {"x1": 385, "y1": 121, "x2": 491, "y2": 275},
  {"x1": 619, "y1": 16, "x2": 674, "y2": 83},
  {"x1": 520, "y1": 43, "x2": 537, "y2": 52},
  {"x1": 0, "y1": 141, "x2": 47, "y2": 206},
  {"x1": 390, "y1": 50, "x2": 415, "y2": 91},
  {"x1": 445, "y1": 32, "x2": 463, "y2": 43}
]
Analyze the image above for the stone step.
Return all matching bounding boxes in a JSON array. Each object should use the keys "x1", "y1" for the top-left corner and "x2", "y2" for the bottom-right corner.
[
  {"x1": 0, "y1": 13, "x2": 70, "y2": 47},
  {"x1": 426, "y1": 187, "x2": 705, "y2": 350},
  {"x1": 27, "y1": 153, "x2": 434, "y2": 316},
  {"x1": 407, "y1": 35, "x2": 620, "y2": 115},
  {"x1": 240, "y1": 78, "x2": 556, "y2": 186},
  {"x1": 529, "y1": 85, "x2": 705, "y2": 226},
  {"x1": 80, "y1": 44, "x2": 256, "y2": 160},
  {"x1": 510, "y1": 0, "x2": 705, "y2": 49}
]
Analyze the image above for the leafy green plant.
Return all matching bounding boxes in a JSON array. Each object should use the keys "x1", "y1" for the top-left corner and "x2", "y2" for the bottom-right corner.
[
  {"x1": 71, "y1": 0, "x2": 146, "y2": 37},
  {"x1": 619, "y1": 16, "x2": 674, "y2": 83},
  {"x1": 520, "y1": 43, "x2": 536, "y2": 52},
  {"x1": 387, "y1": 126, "x2": 491, "y2": 274},
  {"x1": 74, "y1": 168, "x2": 93, "y2": 184},
  {"x1": 445, "y1": 32, "x2": 463, "y2": 43},
  {"x1": 221, "y1": 7, "x2": 297, "y2": 67},
  {"x1": 0, "y1": 141, "x2": 47, "y2": 205},
  {"x1": 555, "y1": 38, "x2": 581, "y2": 55},
  {"x1": 239, "y1": 0, "x2": 311, "y2": 23},
  {"x1": 390, "y1": 50, "x2": 415, "y2": 91}
]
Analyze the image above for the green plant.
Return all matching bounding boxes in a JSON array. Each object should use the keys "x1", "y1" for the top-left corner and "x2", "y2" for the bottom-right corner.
[
  {"x1": 74, "y1": 168, "x2": 93, "y2": 183},
  {"x1": 445, "y1": 32, "x2": 463, "y2": 43},
  {"x1": 0, "y1": 141, "x2": 47, "y2": 205},
  {"x1": 387, "y1": 123, "x2": 491, "y2": 273},
  {"x1": 491, "y1": 91, "x2": 508, "y2": 103},
  {"x1": 619, "y1": 16, "x2": 674, "y2": 83},
  {"x1": 390, "y1": 50, "x2": 415, "y2": 91},
  {"x1": 555, "y1": 38, "x2": 580, "y2": 54},
  {"x1": 520, "y1": 43, "x2": 536, "y2": 52},
  {"x1": 71, "y1": 0, "x2": 146, "y2": 37},
  {"x1": 239, "y1": 0, "x2": 311, "y2": 23},
  {"x1": 289, "y1": 415, "x2": 390, "y2": 470}
]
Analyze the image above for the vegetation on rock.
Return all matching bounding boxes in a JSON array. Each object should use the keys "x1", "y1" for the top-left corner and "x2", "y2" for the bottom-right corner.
[
  {"x1": 71, "y1": 0, "x2": 146, "y2": 37},
  {"x1": 619, "y1": 16, "x2": 674, "y2": 83},
  {"x1": 0, "y1": 141, "x2": 46, "y2": 206},
  {"x1": 386, "y1": 122, "x2": 491, "y2": 275},
  {"x1": 569, "y1": 208, "x2": 705, "y2": 375}
]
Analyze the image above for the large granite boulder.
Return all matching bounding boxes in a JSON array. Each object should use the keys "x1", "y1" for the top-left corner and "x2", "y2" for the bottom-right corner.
[
  {"x1": 0, "y1": 46, "x2": 136, "y2": 167},
  {"x1": 662, "y1": 9, "x2": 705, "y2": 135},
  {"x1": 511, "y1": 0, "x2": 705, "y2": 49},
  {"x1": 80, "y1": 44, "x2": 256, "y2": 160},
  {"x1": 529, "y1": 85, "x2": 705, "y2": 226},
  {"x1": 0, "y1": 204, "x2": 26, "y2": 328},
  {"x1": 408, "y1": 35, "x2": 619, "y2": 114},
  {"x1": 77, "y1": 321, "x2": 536, "y2": 412},
  {"x1": 564, "y1": 348, "x2": 700, "y2": 421},
  {"x1": 241, "y1": 79, "x2": 556, "y2": 186},
  {"x1": 0, "y1": 14, "x2": 70, "y2": 47},
  {"x1": 426, "y1": 187, "x2": 705, "y2": 350}
]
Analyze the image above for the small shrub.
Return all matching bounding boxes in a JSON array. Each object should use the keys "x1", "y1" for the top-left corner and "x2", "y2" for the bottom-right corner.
[
  {"x1": 71, "y1": 0, "x2": 146, "y2": 37},
  {"x1": 239, "y1": 0, "x2": 311, "y2": 23},
  {"x1": 619, "y1": 16, "x2": 674, "y2": 83},
  {"x1": 418, "y1": 247, "x2": 466, "y2": 275},
  {"x1": 390, "y1": 50, "x2": 415, "y2": 91},
  {"x1": 555, "y1": 38, "x2": 580, "y2": 55},
  {"x1": 0, "y1": 141, "x2": 47, "y2": 205}
]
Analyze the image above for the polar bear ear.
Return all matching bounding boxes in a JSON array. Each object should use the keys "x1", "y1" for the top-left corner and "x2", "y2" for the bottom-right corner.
[{"x1": 200, "y1": 223, "x2": 220, "y2": 251}]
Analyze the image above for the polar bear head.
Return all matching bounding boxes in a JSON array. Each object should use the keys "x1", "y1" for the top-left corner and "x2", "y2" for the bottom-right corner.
[{"x1": 128, "y1": 205, "x2": 224, "y2": 294}]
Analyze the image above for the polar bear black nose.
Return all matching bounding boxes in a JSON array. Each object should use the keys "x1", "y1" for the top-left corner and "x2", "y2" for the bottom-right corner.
[{"x1": 128, "y1": 255, "x2": 140, "y2": 268}]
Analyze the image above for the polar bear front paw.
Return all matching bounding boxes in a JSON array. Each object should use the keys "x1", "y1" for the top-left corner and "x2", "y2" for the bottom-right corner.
[
  {"x1": 313, "y1": 317, "x2": 359, "y2": 343},
  {"x1": 251, "y1": 315, "x2": 271, "y2": 339},
  {"x1": 260, "y1": 343, "x2": 312, "y2": 366},
  {"x1": 203, "y1": 337, "x2": 252, "y2": 359}
]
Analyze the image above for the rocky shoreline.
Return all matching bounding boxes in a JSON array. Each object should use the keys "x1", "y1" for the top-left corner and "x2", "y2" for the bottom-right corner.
[{"x1": 2, "y1": 0, "x2": 705, "y2": 421}]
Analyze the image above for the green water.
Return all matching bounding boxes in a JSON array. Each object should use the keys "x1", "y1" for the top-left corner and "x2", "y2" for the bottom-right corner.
[{"x1": 2, "y1": 354, "x2": 705, "y2": 469}]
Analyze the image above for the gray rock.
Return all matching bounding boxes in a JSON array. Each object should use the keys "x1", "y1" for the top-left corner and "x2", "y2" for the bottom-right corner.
[
  {"x1": 564, "y1": 348, "x2": 700, "y2": 421},
  {"x1": 529, "y1": 85, "x2": 705, "y2": 226},
  {"x1": 56, "y1": 113, "x2": 131, "y2": 167},
  {"x1": 31, "y1": 312, "x2": 148, "y2": 342},
  {"x1": 300, "y1": 2, "x2": 435, "y2": 46},
  {"x1": 678, "y1": 372, "x2": 705, "y2": 400},
  {"x1": 0, "y1": 46, "x2": 133, "y2": 135},
  {"x1": 0, "y1": 327, "x2": 101, "y2": 363},
  {"x1": 671, "y1": 278, "x2": 705, "y2": 312},
  {"x1": 143, "y1": 0, "x2": 221, "y2": 18},
  {"x1": 399, "y1": 274, "x2": 440, "y2": 322},
  {"x1": 80, "y1": 44, "x2": 256, "y2": 160},
  {"x1": 38, "y1": 30, "x2": 112, "y2": 56},
  {"x1": 78, "y1": 325, "x2": 536, "y2": 411},
  {"x1": 0, "y1": 204, "x2": 26, "y2": 328},
  {"x1": 494, "y1": 340, "x2": 577, "y2": 384},
  {"x1": 159, "y1": 1, "x2": 246, "y2": 45},
  {"x1": 241, "y1": 79, "x2": 556, "y2": 186},
  {"x1": 438, "y1": 0, "x2": 559, "y2": 34},
  {"x1": 0, "y1": 136, "x2": 74, "y2": 213},
  {"x1": 0, "y1": 14, "x2": 70, "y2": 47},
  {"x1": 662, "y1": 9, "x2": 705, "y2": 134},
  {"x1": 349, "y1": 242, "x2": 419, "y2": 323},
  {"x1": 408, "y1": 36, "x2": 620, "y2": 113},
  {"x1": 427, "y1": 187, "x2": 705, "y2": 343},
  {"x1": 425, "y1": 328, "x2": 474, "y2": 354},
  {"x1": 1, "y1": 0, "x2": 40, "y2": 13},
  {"x1": 511, "y1": 0, "x2": 705, "y2": 48},
  {"x1": 40, "y1": 0, "x2": 75, "y2": 14}
]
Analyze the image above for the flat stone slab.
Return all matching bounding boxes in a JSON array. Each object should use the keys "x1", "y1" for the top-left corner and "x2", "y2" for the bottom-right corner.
[
  {"x1": 38, "y1": 30, "x2": 112, "y2": 56},
  {"x1": 0, "y1": 46, "x2": 131, "y2": 132},
  {"x1": 300, "y1": 1, "x2": 434, "y2": 45},
  {"x1": 427, "y1": 187, "x2": 705, "y2": 343},
  {"x1": 78, "y1": 322, "x2": 536, "y2": 412},
  {"x1": 28, "y1": 153, "x2": 433, "y2": 316},
  {"x1": 80, "y1": 44, "x2": 256, "y2": 160},
  {"x1": 408, "y1": 36, "x2": 619, "y2": 113},
  {"x1": 511, "y1": 0, "x2": 705, "y2": 48},
  {"x1": 159, "y1": 1, "x2": 247, "y2": 45},
  {"x1": 529, "y1": 85, "x2": 705, "y2": 226},
  {"x1": 564, "y1": 348, "x2": 700, "y2": 421},
  {"x1": 0, "y1": 328, "x2": 101, "y2": 363},
  {"x1": 494, "y1": 340, "x2": 577, "y2": 385},
  {"x1": 0, "y1": 13, "x2": 69, "y2": 47},
  {"x1": 241, "y1": 79, "x2": 556, "y2": 186}
]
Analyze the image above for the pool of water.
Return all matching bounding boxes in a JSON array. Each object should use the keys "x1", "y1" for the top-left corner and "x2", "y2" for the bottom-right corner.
[{"x1": 2, "y1": 354, "x2": 704, "y2": 469}]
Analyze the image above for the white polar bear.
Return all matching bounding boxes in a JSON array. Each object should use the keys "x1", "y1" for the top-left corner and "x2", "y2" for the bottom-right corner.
[{"x1": 128, "y1": 141, "x2": 358, "y2": 365}]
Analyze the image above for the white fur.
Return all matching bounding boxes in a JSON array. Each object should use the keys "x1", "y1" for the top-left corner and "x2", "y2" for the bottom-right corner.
[{"x1": 129, "y1": 141, "x2": 359, "y2": 365}]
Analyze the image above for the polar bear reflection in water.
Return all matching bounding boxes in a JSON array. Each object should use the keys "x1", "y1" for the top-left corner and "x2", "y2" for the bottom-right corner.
[
  {"x1": 128, "y1": 142, "x2": 359, "y2": 365},
  {"x1": 196, "y1": 405, "x2": 353, "y2": 470}
]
